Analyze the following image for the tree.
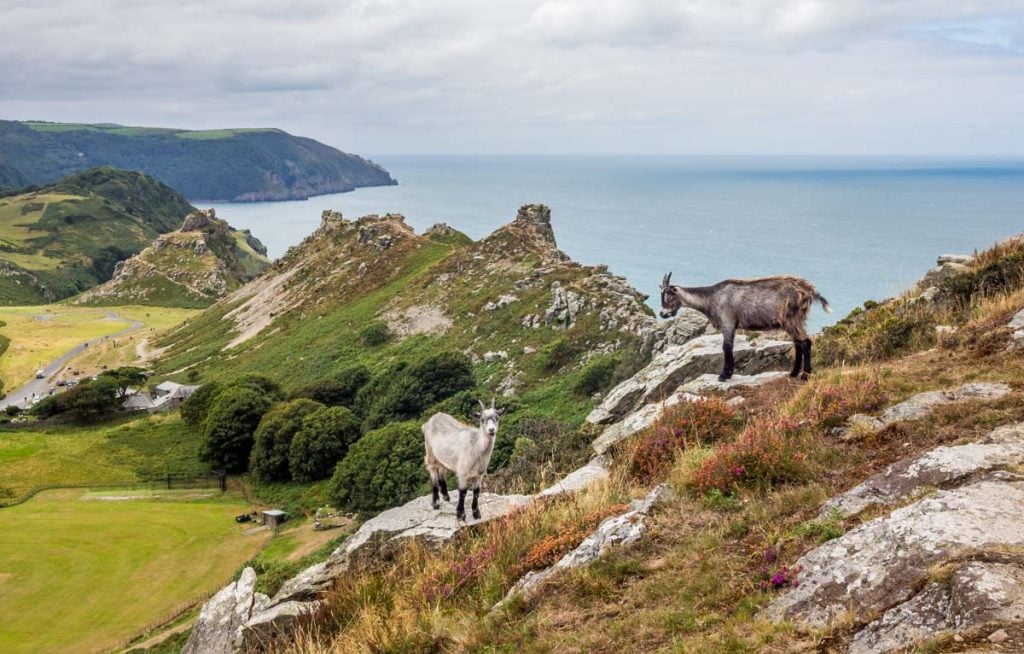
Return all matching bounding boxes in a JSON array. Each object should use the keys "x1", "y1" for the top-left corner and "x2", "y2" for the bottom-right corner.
[
  {"x1": 200, "y1": 387, "x2": 272, "y2": 473},
  {"x1": 289, "y1": 406, "x2": 361, "y2": 482},
  {"x1": 180, "y1": 381, "x2": 223, "y2": 428},
  {"x1": 290, "y1": 365, "x2": 370, "y2": 408},
  {"x1": 329, "y1": 421, "x2": 425, "y2": 515},
  {"x1": 30, "y1": 376, "x2": 120, "y2": 422},
  {"x1": 98, "y1": 366, "x2": 148, "y2": 398},
  {"x1": 233, "y1": 374, "x2": 285, "y2": 401},
  {"x1": 249, "y1": 399, "x2": 323, "y2": 483}
]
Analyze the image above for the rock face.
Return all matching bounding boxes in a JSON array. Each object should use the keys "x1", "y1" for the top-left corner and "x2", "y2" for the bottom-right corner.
[
  {"x1": 839, "y1": 383, "x2": 1011, "y2": 440},
  {"x1": 678, "y1": 371, "x2": 788, "y2": 395},
  {"x1": 499, "y1": 484, "x2": 672, "y2": 606},
  {"x1": 824, "y1": 422, "x2": 1024, "y2": 518},
  {"x1": 1009, "y1": 308, "x2": 1024, "y2": 349},
  {"x1": 849, "y1": 560, "x2": 1024, "y2": 654},
  {"x1": 587, "y1": 334, "x2": 792, "y2": 425},
  {"x1": 183, "y1": 567, "x2": 269, "y2": 654},
  {"x1": 591, "y1": 392, "x2": 698, "y2": 455},
  {"x1": 765, "y1": 480, "x2": 1024, "y2": 627}
]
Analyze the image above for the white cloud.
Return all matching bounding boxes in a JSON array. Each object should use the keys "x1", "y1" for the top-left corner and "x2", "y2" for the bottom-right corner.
[{"x1": 0, "y1": 0, "x2": 1022, "y2": 154}]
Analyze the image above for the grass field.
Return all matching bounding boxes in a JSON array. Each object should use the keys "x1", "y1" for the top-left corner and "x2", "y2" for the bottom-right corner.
[
  {"x1": 21, "y1": 121, "x2": 274, "y2": 140},
  {"x1": 0, "y1": 304, "x2": 198, "y2": 392},
  {"x1": 0, "y1": 413, "x2": 206, "y2": 502},
  {"x1": 0, "y1": 488, "x2": 269, "y2": 654}
]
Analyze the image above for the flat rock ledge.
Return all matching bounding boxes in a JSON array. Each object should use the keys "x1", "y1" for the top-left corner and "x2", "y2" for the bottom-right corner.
[
  {"x1": 586, "y1": 334, "x2": 792, "y2": 425},
  {"x1": 186, "y1": 459, "x2": 611, "y2": 653},
  {"x1": 496, "y1": 484, "x2": 672, "y2": 609},
  {"x1": 838, "y1": 382, "x2": 1011, "y2": 440},
  {"x1": 824, "y1": 422, "x2": 1024, "y2": 517}
]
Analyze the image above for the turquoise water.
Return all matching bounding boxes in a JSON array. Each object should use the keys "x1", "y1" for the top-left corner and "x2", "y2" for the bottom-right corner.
[{"x1": 206, "y1": 156, "x2": 1024, "y2": 330}]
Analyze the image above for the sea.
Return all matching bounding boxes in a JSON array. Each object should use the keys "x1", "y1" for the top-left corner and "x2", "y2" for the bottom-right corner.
[{"x1": 203, "y1": 156, "x2": 1024, "y2": 331}]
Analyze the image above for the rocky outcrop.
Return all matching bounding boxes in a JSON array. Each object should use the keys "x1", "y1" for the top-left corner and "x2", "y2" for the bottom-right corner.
[
  {"x1": 765, "y1": 480, "x2": 1024, "y2": 627},
  {"x1": 1008, "y1": 308, "x2": 1024, "y2": 350},
  {"x1": 545, "y1": 281, "x2": 586, "y2": 329},
  {"x1": 592, "y1": 391, "x2": 698, "y2": 455},
  {"x1": 824, "y1": 422, "x2": 1024, "y2": 517},
  {"x1": 838, "y1": 383, "x2": 1011, "y2": 440},
  {"x1": 537, "y1": 457, "x2": 609, "y2": 498},
  {"x1": 679, "y1": 371, "x2": 788, "y2": 394},
  {"x1": 499, "y1": 484, "x2": 671, "y2": 608},
  {"x1": 651, "y1": 309, "x2": 711, "y2": 352},
  {"x1": 182, "y1": 567, "x2": 269, "y2": 654},
  {"x1": 587, "y1": 334, "x2": 792, "y2": 425}
]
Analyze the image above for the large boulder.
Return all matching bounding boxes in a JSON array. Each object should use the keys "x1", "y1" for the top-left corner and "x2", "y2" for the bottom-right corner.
[
  {"x1": 586, "y1": 334, "x2": 792, "y2": 425},
  {"x1": 183, "y1": 567, "x2": 269, "y2": 654},
  {"x1": 1009, "y1": 307, "x2": 1024, "y2": 350}
]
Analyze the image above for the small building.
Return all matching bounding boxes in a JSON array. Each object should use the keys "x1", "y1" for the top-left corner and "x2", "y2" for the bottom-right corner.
[
  {"x1": 122, "y1": 393, "x2": 157, "y2": 412},
  {"x1": 261, "y1": 509, "x2": 288, "y2": 529}
]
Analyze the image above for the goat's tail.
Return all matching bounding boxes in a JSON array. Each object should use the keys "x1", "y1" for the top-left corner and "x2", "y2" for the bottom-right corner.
[{"x1": 814, "y1": 293, "x2": 832, "y2": 314}]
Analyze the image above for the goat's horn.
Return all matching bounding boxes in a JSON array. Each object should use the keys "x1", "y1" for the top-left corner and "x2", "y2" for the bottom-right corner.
[
  {"x1": 490, "y1": 397, "x2": 496, "y2": 409},
  {"x1": 478, "y1": 399, "x2": 487, "y2": 412},
  {"x1": 662, "y1": 272, "x2": 671, "y2": 287}
]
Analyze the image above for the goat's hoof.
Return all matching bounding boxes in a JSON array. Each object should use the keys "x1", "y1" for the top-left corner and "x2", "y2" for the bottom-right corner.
[
  {"x1": 800, "y1": 372, "x2": 810, "y2": 381},
  {"x1": 718, "y1": 374, "x2": 732, "y2": 382},
  {"x1": 789, "y1": 370, "x2": 800, "y2": 378},
  {"x1": 472, "y1": 510, "x2": 481, "y2": 520},
  {"x1": 456, "y1": 512, "x2": 466, "y2": 522},
  {"x1": 443, "y1": 494, "x2": 451, "y2": 502},
  {"x1": 431, "y1": 501, "x2": 440, "y2": 510}
]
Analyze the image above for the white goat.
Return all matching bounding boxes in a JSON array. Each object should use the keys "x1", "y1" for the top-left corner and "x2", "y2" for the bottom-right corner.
[{"x1": 422, "y1": 399, "x2": 500, "y2": 521}]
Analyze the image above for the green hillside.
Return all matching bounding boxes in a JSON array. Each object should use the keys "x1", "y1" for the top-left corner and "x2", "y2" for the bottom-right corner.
[
  {"x1": 0, "y1": 120, "x2": 396, "y2": 201},
  {"x1": 0, "y1": 167, "x2": 195, "y2": 304}
]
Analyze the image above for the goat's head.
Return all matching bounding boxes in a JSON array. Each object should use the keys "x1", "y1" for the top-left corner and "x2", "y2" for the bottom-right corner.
[
  {"x1": 659, "y1": 272, "x2": 681, "y2": 319},
  {"x1": 477, "y1": 398, "x2": 500, "y2": 438}
]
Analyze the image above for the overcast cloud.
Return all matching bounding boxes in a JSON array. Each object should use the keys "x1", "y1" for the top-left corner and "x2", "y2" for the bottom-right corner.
[{"x1": 1, "y1": 0, "x2": 1022, "y2": 154}]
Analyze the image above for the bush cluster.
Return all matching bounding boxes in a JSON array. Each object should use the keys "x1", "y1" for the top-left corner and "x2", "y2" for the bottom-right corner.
[
  {"x1": 355, "y1": 352, "x2": 475, "y2": 431},
  {"x1": 624, "y1": 397, "x2": 737, "y2": 485},
  {"x1": 329, "y1": 421, "x2": 426, "y2": 515}
]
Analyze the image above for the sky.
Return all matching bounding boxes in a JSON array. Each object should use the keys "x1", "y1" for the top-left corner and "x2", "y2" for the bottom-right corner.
[{"x1": 1, "y1": 0, "x2": 1023, "y2": 155}]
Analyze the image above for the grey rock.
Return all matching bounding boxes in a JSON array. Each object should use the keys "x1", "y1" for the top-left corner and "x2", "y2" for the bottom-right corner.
[
  {"x1": 849, "y1": 561, "x2": 1024, "y2": 654},
  {"x1": 920, "y1": 261, "x2": 971, "y2": 289},
  {"x1": 824, "y1": 422, "x2": 1024, "y2": 517},
  {"x1": 537, "y1": 457, "x2": 609, "y2": 498},
  {"x1": 240, "y1": 600, "x2": 322, "y2": 651},
  {"x1": 937, "y1": 253, "x2": 973, "y2": 265},
  {"x1": 484, "y1": 294, "x2": 518, "y2": 311},
  {"x1": 1009, "y1": 308, "x2": 1024, "y2": 350},
  {"x1": 591, "y1": 392, "x2": 699, "y2": 455},
  {"x1": 483, "y1": 350, "x2": 509, "y2": 362},
  {"x1": 652, "y1": 309, "x2": 711, "y2": 352},
  {"x1": 545, "y1": 282, "x2": 586, "y2": 329},
  {"x1": 678, "y1": 371, "x2": 788, "y2": 394},
  {"x1": 988, "y1": 628, "x2": 1010, "y2": 643},
  {"x1": 764, "y1": 480, "x2": 1024, "y2": 627},
  {"x1": 183, "y1": 567, "x2": 269, "y2": 654},
  {"x1": 586, "y1": 335, "x2": 792, "y2": 425}
]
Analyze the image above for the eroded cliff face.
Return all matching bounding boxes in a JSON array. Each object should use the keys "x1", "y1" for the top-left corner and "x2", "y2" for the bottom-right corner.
[{"x1": 74, "y1": 209, "x2": 270, "y2": 308}]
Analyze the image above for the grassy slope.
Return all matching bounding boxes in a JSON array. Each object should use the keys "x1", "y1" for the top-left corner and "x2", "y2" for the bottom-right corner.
[
  {"x1": 152, "y1": 213, "x2": 650, "y2": 429},
  {"x1": 0, "y1": 488, "x2": 267, "y2": 654},
  {"x1": 0, "y1": 413, "x2": 205, "y2": 502}
]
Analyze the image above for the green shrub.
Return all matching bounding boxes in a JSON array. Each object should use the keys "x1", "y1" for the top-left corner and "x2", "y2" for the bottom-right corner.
[
  {"x1": 536, "y1": 338, "x2": 577, "y2": 371},
  {"x1": 200, "y1": 387, "x2": 273, "y2": 473},
  {"x1": 486, "y1": 415, "x2": 592, "y2": 493},
  {"x1": 291, "y1": 365, "x2": 370, "y2": 408},
  {"x1": 29, "y1": 376, "x2": 120, "y2": 422},
  {"x1": 233, "y1": 373, "x2": 285, "y2": 401},
  {"x1": 573, "y1": 355, "x2": 619, "y2": 397},
  {"x1": 360, "y1": 321, "x2": 390, "y2": 346},
  {"x1": 354, "y1": 352, "x2": 476, "y2": 431},
  {"x1": 289, "y1": 406, "x2": 362, "y2": 482},
  {"x1": 329, "y1": 421, "x2": 426, "y2": 515},
  {"x1": 249, "y1": 399, "x2": 324, "y2": 483},
  {"x1": 180, "y1": 381, "x2": 223, "y2": 428}
]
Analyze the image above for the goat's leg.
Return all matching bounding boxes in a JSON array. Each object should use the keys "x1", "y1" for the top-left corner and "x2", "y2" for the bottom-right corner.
[
  {"x1": 438, "y1": 476, "x2": 450, "y2": 502},
  {"x1": 471, "y1": 483, "x2": 481, "y2": 521},
  {"x1": 801, "y1": 339, "x2": 813, "y2": 379},
  {"x1": 429, "y1": 469, "x2": 441, "y2": 510},
  {"x1": 456, "y1": 487, "x2": 467, "y2": 521},
  {"x1": 719, "y1": 327, "x2": 736, "y2": 381},
  {"x1": 790, "y1": 339, "x2": 804, "y2": 378}
]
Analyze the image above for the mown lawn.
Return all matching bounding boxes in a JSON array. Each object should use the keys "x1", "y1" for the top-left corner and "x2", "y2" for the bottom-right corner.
[{"x1": 0, "y1": 488, "x2": 268, "y2": 654}]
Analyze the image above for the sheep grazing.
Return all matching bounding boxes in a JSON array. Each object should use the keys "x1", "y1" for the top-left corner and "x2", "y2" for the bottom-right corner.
[
  {"x1": 422, "y1": 399, "x2": 500, "y2": 521},
  {"x1": 659, "y1": 272, "x2": 831, "y2": 381}
]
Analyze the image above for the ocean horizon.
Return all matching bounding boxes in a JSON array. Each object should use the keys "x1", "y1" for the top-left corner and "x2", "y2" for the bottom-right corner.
[{"x1": 204, "y1": 155, "x2": 1024, "y2": 331}]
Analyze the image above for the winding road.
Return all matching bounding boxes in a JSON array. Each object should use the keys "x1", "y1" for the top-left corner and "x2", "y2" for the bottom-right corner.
[{"x1": 0, "y1": 312, "x2": 145, "y2": 410}]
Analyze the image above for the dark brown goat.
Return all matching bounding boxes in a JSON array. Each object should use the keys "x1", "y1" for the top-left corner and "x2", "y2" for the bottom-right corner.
[{"x1": 659, "y1": 272, "x2": 831, "y2": 381}]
